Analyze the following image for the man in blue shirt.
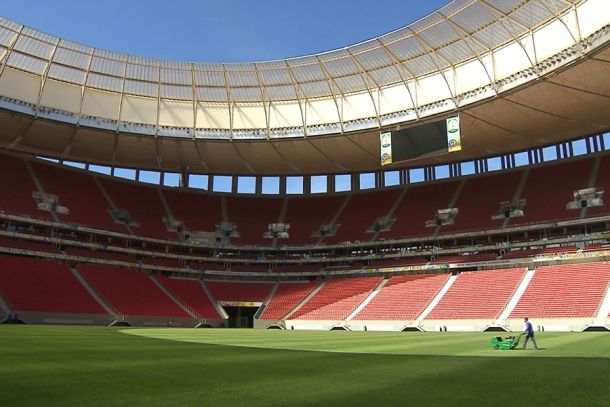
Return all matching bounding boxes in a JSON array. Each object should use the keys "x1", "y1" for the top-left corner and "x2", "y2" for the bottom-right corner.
[{"x1": 522, "y1": 317, "x2": 539, "y2": 350}]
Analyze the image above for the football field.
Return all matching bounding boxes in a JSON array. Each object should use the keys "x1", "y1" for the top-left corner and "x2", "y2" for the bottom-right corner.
[{"x1": 1, "y1": 325, "x2": 609, "y2": 406}]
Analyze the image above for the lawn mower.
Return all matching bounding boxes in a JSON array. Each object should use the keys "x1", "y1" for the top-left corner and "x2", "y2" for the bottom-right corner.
[{"x1": 490, "y1": 333, "x2": 524, "y2": 350}]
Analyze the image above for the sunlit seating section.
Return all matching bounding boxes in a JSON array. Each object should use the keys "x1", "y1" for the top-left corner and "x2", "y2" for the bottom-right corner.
[
  {"x1": 292, "y1": 276, "x2": 382, "y2": 320},
  {"x1": 426, "y1": 269, "x2": 525, "y2": 320},
  {"x1": 353, "y1": 274, "x2": 449, "y2": 321},
  {"x1": 510, "y1": 262, "x2": 610, "y2": 318},
  {"x1": 259, "y1": 280, "x2": 319, "y2": 320}
]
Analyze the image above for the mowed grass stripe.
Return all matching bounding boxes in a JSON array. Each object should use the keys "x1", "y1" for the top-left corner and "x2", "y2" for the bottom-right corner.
[
  {"x1": 125, "y1": 328, "x2": 610, "y2": 358},
  {"x1": 0, "y1": 326, "x2": 609, "y2": 407}
]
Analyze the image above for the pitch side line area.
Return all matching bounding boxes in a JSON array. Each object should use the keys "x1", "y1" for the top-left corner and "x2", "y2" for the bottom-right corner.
[{"x1": 123, "y1": 328, "x2": 610, "y2": 358}]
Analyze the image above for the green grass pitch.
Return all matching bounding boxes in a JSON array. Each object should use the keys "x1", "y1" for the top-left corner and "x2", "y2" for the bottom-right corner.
[{"x1": 1, "y1": 325, "x2": 609, "y2": 406}]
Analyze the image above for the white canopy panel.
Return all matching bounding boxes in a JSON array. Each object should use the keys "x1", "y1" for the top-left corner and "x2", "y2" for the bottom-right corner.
[{"x1": 0, "y1": 0, "x2": 608, "y2": 139}]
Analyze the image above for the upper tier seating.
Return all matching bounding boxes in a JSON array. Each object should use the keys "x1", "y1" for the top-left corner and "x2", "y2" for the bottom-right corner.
[
  {"x1": 205, "y1": 281, "x2": 274, "y2": 303},
  {"x1": 440, "y1": 171, "x2": 521, "y2": 233},
  {"x1": 384, "y1": 181, "x2": 459, "y2": 239},
  {"x1": 79, "y1": 264, "x2": 189, "y2": 318},
  {"x1": 259, "y1": 280, "x2": 319, "y2": 320},
  {"x1": 425, "y1": 269, "x2": 525, "y2": 320},
  {"x1": 99, "y1": 179, "x2": 176, "y2": 240},
  {"x1": 323, "y1": 189, "x2": 402, "y2": 244},
  {"x1": 292, "y1": 276, "x2": 382, "y2": 320},
  {"x1": 510, "y1": 159, "x2": 592, "y2": 225},
  {"x1": 32, "y1": 163, "x2": 125, "y2": 232},
  {"x1": 162, "y1": 189, "x2": 222, "y2": 234},
  {"x1": 282, "y1": 195, "x2": 345, "y2": 245},
  {"x1": 584, "y1": 154, "x2": 610, "y2": 218},
  {"x1": 353, "y1": 274, "x2": 449, "y2": 321},
  {"x1": 0, "y1": 255, "x2": 106, "y2": 314},
  {"x1": 0, "y1": 156, "x2": 50, "y2": 219},
  {"x1": 155, "y1": 276, "x2": 222, "y2": 319},
  {"x1": 0, "y1": 154, "x2": 607, "y2": 246},
  {"x1": 226, "y1": 196, "x2": 284, "y2": 246},
  {"x1": 510, "y1": 262, "x2": 610, "y2": 318}
]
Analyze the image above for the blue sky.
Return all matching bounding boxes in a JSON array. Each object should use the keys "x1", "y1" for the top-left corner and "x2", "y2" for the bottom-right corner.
[{"x1": 3, "y1": 0, "x2": 449, "y2": 62}]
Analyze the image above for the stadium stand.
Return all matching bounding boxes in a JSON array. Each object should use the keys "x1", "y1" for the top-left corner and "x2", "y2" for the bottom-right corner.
[
  {"x1": 425, "y1": 269, "x2": 525, "y2": 320},
  {"x1": 79, "y1": 264, "x2": 189, "y2": 317},
  {"x1": 353, "y1": 274, "x2": 450, "y2": 321},
  {"x1": 384, "y1": 181, "x2": 459, "y2": 239},
  {"x1": 162, "y1": 189, "x2": 222, "y2": 234},
  {"x1": 292, "y1": 276, "x2": 383, "y2": 320},
  {"x1": 31, "y1": 163, "x2": 124, "y2": 232},
  {"x1": 282, "y1": 195, "x2": 345, "y2": 245},
  {"x1": 155, "y1": 276, "x2": 222, "y2": 319},
  {"x1": 205, "y1": 281, "x2": 274, "y2": 303},
  {"x1": 323, "y1": 189, "x2": 402, "y2": 244},
  {"x1": 510, "y1": 263, "x2": 610, "y2": 318},
  {"x1": 0, "y1": 256, "x2": 106, "y2": 314},
  {"x1": 0, "y1": 156, "x2": 49, "y2": 219},
  {"x1": 226, "y1": 196, "x2": 284, "y2": 246},
  {"x1": 99, "y1": 179, "x2": 176, "y2": 240},
  {"x1": 259, "y1": 280, "x2": 319, "y2": 320},
  {"x1": 510, "y1": 159, "x2": 592, "y2": 225}
]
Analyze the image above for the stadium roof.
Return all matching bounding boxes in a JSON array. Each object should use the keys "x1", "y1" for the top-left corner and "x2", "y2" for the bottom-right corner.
[{"x1": 0, "y1": 0, "x2": 609, "y2": 174}]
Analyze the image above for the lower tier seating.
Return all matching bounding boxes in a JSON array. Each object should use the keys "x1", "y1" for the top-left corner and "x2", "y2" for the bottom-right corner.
[
  {"x1": 0, "y1": 255, "x2": 106, "y2": 314},
  {"x1": 79, "y1": 265, "x2": 189, "y2": 318},
  {"x1": 292, "y1": 276, "x2": 383, "y2": 320},
  {"x1": 425, "y1": 269, "x2": 525, "y2": 320},
  {"x1": 510, "y1": 262, "x2": 610, "y2": 318},
  {"x1": 156, "y1": 275, "x2": 222, "y2": 319},
  {"x1": 205, "y1": 281, "x2": 274, "y2": 303},
  {"x1": 353, "y1": 274, "x2": 450, "y2": 321},
  {"x1": 259, "y1": 280, "x2": 319, "y2": 320}
]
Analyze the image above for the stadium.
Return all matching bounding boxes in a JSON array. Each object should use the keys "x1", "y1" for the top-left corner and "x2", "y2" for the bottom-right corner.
[{"x1": 1, "y1": 0, "x2": 610, "y2": 405}]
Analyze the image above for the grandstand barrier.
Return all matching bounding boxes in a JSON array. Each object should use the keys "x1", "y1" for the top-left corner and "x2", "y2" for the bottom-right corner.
[{"x1": 9, "y1": 311, "x2": 113, "y2": 326}]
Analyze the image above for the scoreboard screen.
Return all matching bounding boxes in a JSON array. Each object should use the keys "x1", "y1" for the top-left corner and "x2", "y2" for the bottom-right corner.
[{"x1": 380, "y1": 116, "x2": 461, "y2": 166}]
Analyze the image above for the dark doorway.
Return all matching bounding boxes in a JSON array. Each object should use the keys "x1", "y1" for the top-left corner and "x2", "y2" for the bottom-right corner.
[{"x1": 223, "y1": 306, "x2": 259, "y2": 328}]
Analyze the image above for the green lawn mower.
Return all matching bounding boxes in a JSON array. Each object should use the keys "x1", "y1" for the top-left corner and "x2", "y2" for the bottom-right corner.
[{"x1": 490, "y1": 333, "x2": 524, "y2": 350}]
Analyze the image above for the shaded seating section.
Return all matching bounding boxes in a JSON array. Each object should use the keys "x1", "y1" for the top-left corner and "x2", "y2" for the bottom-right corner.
[
  {"x1": 282, "y1": 195, "x2": 345, "y2": 245},
  {"x1": 0, "y1": 256, "x2": 106, "y2": 314},
  {"x1": 226, "y1": 196, "x2": 284, "y2": 246},
  {"x1": 162, "y1": 189, "x2": 222, "y2": 234},
  {"x1": 155, "y1": 276, "x2": 222, "y2": 319},
  {"x1": 0, "y1": 156, "x2": 50, "y2": 219},
  {"x1": 323, "y1": 189, "x2": 402, "y2": 244},
  {"x1": 205, "y1": 281, "x2": 274, "y2": 302},
  {"x1": 502, "y1": 246, "x2": 577, "y2": 259},
  {"x1": 440, "y1": 171, "x2": 521, "y2": 233},
  {"x1": 353, "y1": 274, "x2": 449, "y2": 321},
  {"x1": 0, "y1": 237, "x2": 58, "y2": 253},
  {"x1": 431, "y1": 253, "x2": 497, "y2": 264},
  {"x1": 259, "y1": 280, "x2": 319, "y2": 320},
  {"x1": 292, "y1": 276, "x2": 382, "y2": 320},
  {"x1": 383, "y1": 181, "x2": 459, "y2": 239},
  {"x1": 99, "y1": 179, "x2": 176, "y2": 240},
  {"x1": 584, "y1": 154, "x2": 610, "y2": 218},
  {"x1": 274, "y1": 263, "x2": 322, "y2": 273},
  {"x1": 510, "y1": 262, "x2": 610, "y2": 318},
  {"x1": 510, "y1": 159, "x2": 592, "y2": 225},
  {"x1": 426, "y1": 269, "x2": 525, "y2": 320},
  {"x1": 79, "y1": 264, "x2": 189, "y2": 317},
  {"x1": 31, "y1": 163, "x2": 125, "y2": 232},
  {"x1": 64, "y1": 247, "x2": 133, "y2": 262},
  {"x1": 365, "y1": 257, "x2": 429, "y2": 269}
]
